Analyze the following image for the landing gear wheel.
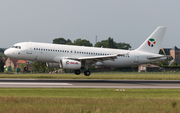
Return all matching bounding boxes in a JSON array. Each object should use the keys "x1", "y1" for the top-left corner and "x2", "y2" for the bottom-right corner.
[
  {"x1": 84, "y1": 70, "x2": 91, "y2": 76},
  {"x1": 24, "y1": 67, "x2": 28, "y2": 71},
  {"x1": 75, "y1": 70, "x2": 81, "y2": 75}
]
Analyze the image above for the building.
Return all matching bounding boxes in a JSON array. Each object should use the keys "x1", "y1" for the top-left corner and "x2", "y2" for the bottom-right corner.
[
  {"x1": 161, "y1": 46, "x2": 180, "y2": 65},
  {"x1": 138, "y1": 64, "x2": 161, "y2": 72},
  {"x1": 5, "y1": 58, "x2": 18, "y2": 69}
]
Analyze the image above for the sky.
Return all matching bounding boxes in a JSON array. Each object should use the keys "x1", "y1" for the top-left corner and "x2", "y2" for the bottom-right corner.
[{"x1": 0, "y1": 0, "x2": 180, "y2": 49}]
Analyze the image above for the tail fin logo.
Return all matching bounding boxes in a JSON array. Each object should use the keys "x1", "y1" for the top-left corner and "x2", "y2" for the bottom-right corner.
[{"x1": 148, "y1": 38, "x2": 156, "y2": 47}]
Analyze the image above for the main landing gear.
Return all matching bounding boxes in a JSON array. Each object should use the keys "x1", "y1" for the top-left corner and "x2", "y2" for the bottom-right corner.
[
  {"x1": 75, "y1": 69, "x2": 81, "y2": 75},
  {"x1": 74, "y1": 64, "x2": 91, "y2": 76},
  {"x1": 74, "y1": 69, "x2": 91, "y2": 76},
  {"x1": 84, "y1": 64, "x2": 91, "y2": 76},
  {"x1": 84, "y1": 70, "x2": 91, "y2": 76}
]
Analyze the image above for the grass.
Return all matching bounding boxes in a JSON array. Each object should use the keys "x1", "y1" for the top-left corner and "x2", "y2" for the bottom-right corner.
[
  {"x1": 1, "y1": 73, "x2": 180, "y2": 80},
  {"x1": 0, "y1": 88, "x2": 180, "y2": 112}
]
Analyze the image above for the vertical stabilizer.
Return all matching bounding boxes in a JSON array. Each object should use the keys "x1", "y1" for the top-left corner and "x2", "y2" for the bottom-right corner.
[{"x1": 136, "y1": 26, "x2": 167, "y2": 54}]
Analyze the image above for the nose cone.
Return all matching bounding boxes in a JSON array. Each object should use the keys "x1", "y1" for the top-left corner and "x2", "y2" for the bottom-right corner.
[{"x1": 4, "y1": 49, "x2": 11, "y2": 57}]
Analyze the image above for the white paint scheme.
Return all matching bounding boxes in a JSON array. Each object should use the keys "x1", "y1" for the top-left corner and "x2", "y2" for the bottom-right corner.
[{"x1": 4, "y1": 26, "x2": 167, "y2": 75}]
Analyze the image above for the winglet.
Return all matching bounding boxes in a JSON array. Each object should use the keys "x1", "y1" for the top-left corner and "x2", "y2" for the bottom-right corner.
[{"x1": 136, "y1": 26, "x2": 167, "y2": 54}]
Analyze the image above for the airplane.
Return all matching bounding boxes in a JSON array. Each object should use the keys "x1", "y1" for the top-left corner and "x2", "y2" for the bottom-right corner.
[{"x1": 4, "y1": 26, "x2": 167, "y2": 76}]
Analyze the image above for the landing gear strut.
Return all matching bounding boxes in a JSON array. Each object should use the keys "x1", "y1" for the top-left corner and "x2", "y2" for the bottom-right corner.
[
  {"x1": 84, "y1": 64, "x2": 91, "y2": 76},
  {"x1": 75, "y1": 69, "x2": 81, "y2": 75}
]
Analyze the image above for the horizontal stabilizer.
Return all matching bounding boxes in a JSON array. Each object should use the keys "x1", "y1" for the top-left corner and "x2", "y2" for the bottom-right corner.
[{"x1": 147, "y1": 55, "x2": 167, "y2": 59}]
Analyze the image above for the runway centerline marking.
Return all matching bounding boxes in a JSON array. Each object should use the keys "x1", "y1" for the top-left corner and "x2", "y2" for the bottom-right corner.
[{"x1": 0, "y1": 82, "x2": 73, "y2": 85}]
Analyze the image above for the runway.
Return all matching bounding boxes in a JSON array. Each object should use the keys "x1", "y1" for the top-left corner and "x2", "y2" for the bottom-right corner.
[{"x1": 0, "y1": 79, "x2": 180, "y2": 88}]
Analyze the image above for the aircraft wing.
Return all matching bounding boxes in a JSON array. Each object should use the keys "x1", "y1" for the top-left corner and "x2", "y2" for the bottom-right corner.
[{"x1": 67, "y1": 54, "x2": 126, "y2": 64}]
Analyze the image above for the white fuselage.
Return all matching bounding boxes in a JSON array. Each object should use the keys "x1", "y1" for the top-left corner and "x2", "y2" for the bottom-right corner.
[{"x1": 5, "y1": 42, "x2": 166, "y2": 67}]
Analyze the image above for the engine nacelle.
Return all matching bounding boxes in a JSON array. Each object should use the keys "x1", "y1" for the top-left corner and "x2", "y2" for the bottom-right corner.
[
  {"x1": 61, "y1": 59, "x2": 81, "y2": 69},
  {"x1": 46, "y1": 62, "x2": 60, "y2": 68}
]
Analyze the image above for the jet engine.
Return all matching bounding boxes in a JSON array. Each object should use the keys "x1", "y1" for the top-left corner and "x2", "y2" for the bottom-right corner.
[
  {"x1": 60, "y1": 59, "x2": 81, "y2": 69},
  {"x1": 46, "y1": 62, "x2": 60, "y2": 68}
]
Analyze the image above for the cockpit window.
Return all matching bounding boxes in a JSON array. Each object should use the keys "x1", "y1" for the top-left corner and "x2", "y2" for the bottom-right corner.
[{"x1": 12, "y1": 46, "x2": 21, "y2": 49}]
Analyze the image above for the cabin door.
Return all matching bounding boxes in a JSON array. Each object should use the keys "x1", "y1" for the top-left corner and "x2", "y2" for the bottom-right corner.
[
  {"x1": 27, "y1": 43, "x2": 32, "y2": 54},
  {"x1": 134, "y1": 52, "x2": 139, "y2": 63}
]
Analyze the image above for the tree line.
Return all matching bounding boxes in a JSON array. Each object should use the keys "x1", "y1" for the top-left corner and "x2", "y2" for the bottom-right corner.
[{"x1": 53, "y1": 37, "x2": 131, "y2": 50}]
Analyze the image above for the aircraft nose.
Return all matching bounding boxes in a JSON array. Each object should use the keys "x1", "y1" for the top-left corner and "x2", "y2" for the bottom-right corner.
[{"x1": 4, "y1": 49, "x2": 11, "y2": 57}]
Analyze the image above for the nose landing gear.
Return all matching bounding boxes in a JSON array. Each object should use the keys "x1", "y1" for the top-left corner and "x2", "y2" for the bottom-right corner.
[{"x1": 24, "y1": 67, "x2": 28, "y2": 71}]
